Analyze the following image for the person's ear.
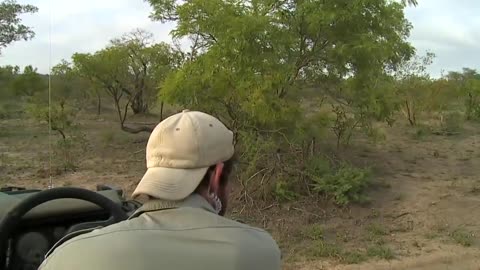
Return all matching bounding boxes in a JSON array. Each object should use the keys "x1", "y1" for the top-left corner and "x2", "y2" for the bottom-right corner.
[{"x1": 209, "y1": 163, "x2": 224, "y2": 193}]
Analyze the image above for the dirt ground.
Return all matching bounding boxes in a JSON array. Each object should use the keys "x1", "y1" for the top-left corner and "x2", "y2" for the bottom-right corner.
[
  {"x1": 290, "y1": 248, "x2": 480, "y2": 269},
  {"x1": 1, "y1": 111, "x2": 480, "y2": 269}
]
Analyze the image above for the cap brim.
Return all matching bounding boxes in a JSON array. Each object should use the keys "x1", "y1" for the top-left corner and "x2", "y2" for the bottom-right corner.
[{"x1": 132, "y1": 167, "x2": 209, "y2": 201}]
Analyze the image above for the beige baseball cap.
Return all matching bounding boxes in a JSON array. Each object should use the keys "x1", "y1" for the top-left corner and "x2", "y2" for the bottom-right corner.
[{"x1": 132, "y1": 109, "x2": 234, "y2": 200}]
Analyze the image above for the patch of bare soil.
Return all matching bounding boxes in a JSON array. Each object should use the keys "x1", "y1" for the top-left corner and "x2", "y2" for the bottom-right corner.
[{"x1": 289, "y1": 247, "x2": 480, "y2": 270}]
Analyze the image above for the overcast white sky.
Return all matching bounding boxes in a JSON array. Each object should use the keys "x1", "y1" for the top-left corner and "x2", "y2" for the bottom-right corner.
[{"x1": 1, "y1": 0, "x2": 479, "y2": 77}]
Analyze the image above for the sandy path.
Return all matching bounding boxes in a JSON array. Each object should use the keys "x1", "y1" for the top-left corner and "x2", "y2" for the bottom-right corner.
[{"x1": 288, "y1": 246, "x2": 480, "y2": 269}]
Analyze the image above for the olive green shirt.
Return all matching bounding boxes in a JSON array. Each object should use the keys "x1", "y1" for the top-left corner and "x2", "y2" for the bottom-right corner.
[{"x1": 39, "y1": 194, "x2": 282, "y2": 270}]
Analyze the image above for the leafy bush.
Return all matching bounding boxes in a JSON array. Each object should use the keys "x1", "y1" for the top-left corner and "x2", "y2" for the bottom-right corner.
[
  {"x1": 305, "y1": 156, "x2": 331, "y2": 178},
  {"x1": 309, "y1": 240, "x2": 342, "y2": 258},
  {"x1": 53, "y1": 132, "x2": 88, "y2": 172},
  {"x1": 0, "y1": 105, "x2": 7, "y2": 120},
  {"x1": 0, "y1": 103, "x2": 23, "y2": 119},
  {"x1": 303, "y1": 224, "x2": 325, "y2": 241},
  {"x1": 311, "y1": 163, "x2": 372, "y2": 206},
  {"x1": 273, "y1": 180, "x2": 299, "y2": 202},
  {"x1": 101, "y1": 130, "x2": 115, "y2": 145},
  {"x1": 412, "y1": 124, "x2": 432, "y2": 139},
  {"x1": 366, "y1": 245, "x2": 395, "y2": 260},
  {"x1": 366, "y1": 126, "x2": 387, "y2": 144},
  {"x1": 440, "y1": 111, "x2": 464, "y2": 133},
  {"x1": 341, "y1": 251, "x2": 368, "y2": 264},
  {"x1": 450, "y1": 228, "x2": 474, "y2": 247},
  {"x1": 26, "y1": 97, "x2": 87, "y2": 172},
  {"x1": 463, "y1": 79, "x2": 480, "y2": 121},
  {"x1": 471, "y1": 105, "x2": 480, "y2": 120}
]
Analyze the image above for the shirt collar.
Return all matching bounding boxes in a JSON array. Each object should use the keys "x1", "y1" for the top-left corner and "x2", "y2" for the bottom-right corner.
[{"x1": 129, "y1": 193, "x2": 216, "y2": 219}]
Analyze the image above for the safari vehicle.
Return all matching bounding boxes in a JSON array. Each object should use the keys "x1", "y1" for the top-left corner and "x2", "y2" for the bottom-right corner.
[{"x1": 0, "y1": 185, "x2": 142, "y2": 270}]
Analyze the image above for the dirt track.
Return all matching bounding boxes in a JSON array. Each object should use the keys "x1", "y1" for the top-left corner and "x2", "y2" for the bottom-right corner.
[{"x1": 288, "y1": 247, "x2": 480, "y2": 269}]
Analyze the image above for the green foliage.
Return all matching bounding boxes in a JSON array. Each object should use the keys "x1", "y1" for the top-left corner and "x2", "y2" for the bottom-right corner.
[
  {"x1": 100, "y1": 130, "x2": 115, "y2": 145},
  {"x1": 0, "y1": 0, "x2": 429, "y2": 208},
  {"x1": 110, "y1": 29, "x2": 182, "y2": 113},
  {"x1": 446, "y1": 68, "x2": 480, "y2": 121},
  {"x1": 0, "y1": 0, "x2": 38, "y2": 54},
  {"x1": 25, "y1": 94, "x2": 87, "y2": 172},
  {"x1": 393, "y1": 52, "x2": 439, "y2": 126},
  {"x1": 450, "y1": 228, "x2": 474, "y2": 247},
  {"x1": 440, "y1": 112, "x2": 464, "y2": 133},
  {"x1": 303, "y1": 224, "x2": 325, "y2": 241},
  {"x1": 11, "y1": 65, "x2": 46, "y2": 97},
  {"x1": 71, "y1": 29, "x2": 180, "y2": 134},
  {"x1": 0, "y1": 102, "x2": 22, "y2": 119},
  {"x1": 311, "y1": 163, "x2": 372, "y2": 206},
  {"x1": 0, "y1": 65, "x2": 19, "y2": 98},
  {"x1": 341, "y1": 251, "x2": 368, "y2": 264},
  {"x1": 147, "y1": 0, "x2": 414, "y2": 205},
  {"x1": 367, "y1": 223, "x2": 389, "y2": 237},
  {"x1": 236, "y1": 130, "x2": 279, "y2": 176},
  {"x1": 26, "y1": 97, "x2": 77, "y2": 137},
  {"x1": 305, "y1": 156, "x2": 331, "y2": 178},
  {"x1": 366, "y1": 245, "x2": 395, "y2": 260},
  {"x1": 429, "y1": 78, "x2": 462, "y2": 113},
  {"x1": 366, "y1": 126, "x2": 387, "y2": 144},
  {"x1": 309, "y1": 240, "x2": 342, "y2": 258},
  {"x1": 464, "y1": 79, "x2": 480, "y2": 120},
  {"x1": 53, "y1": 133, "x2": 88, "y2": 172},
  {"x1": 152, "y1": 0, "x2": 414, "y2": 133},
  {"x1": 0, "y1": 105, "x2": 7, "y2": 119},
  {"x1": 73, "y1": 29, "x2": 180, "y2": 117},
  {"x1": 273, "y1": 180, "x2": 299, "y2": 202},
  {"x1": 331, "y1": 105, "x2": 358, "y2": 149},
  {"x1": 50, "y1": 59, "x2": 92, "y2": 105},
  {"x1": 412, "y1": 124, "x2": 432, "y2": 140},
  {"x1": 305, "y1": 239, "x2": 376, "y2": 264},
  {"x1": 391, "y1": 52, "x2": 465, "y2": 129}
]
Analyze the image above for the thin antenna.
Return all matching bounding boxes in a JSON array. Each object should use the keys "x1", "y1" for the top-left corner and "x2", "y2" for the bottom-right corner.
[{"x1": 48, "y1": 0, "x2": 53, "y2": 189}]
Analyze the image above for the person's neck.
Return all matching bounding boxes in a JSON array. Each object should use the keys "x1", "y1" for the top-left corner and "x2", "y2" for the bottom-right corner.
[{"x1": 196, "y1": 189, "x2": 216, "y2": 210}]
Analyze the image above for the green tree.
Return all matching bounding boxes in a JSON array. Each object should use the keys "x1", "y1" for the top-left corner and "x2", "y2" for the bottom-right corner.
[
  {"x1": 24, "y1": 61, "x2": 87, "y2": 172},
  {"x1": 0, "y1": 64, "x2": 19, "y2": 98},
  {"x1": 146, "y1": 0, "x2": 416, "y2": 200},
  {"x1": 392, "y1": 52, "x2": 435, "y2": 126},
  {"x1": 72, "y1": 33, "x2": 179, "y2": 133},
  {"x1": 446, "y1": 68, "x2": 480, "y2": 120},
  {"x1": 11, "y1": 65, "x2": 46, "y2": 97},
  {"x1": 26, "y1": 93, "x2": 87, "y2": 172},
  {"x1": 51, "y1": 60, "x2": 75, "y2": 101},
  {"x1": 51, "y1": 59, "x2": 95, "y2": 109},
  {"x1": 72, "y1": 48, "x2": 132, "y2": 129},
  {"x1": 148, "y1": 0, "x2": 414, "y2": 137},
  {"x1": 0, "y1": 64, "x2": 20, "y2": 118},
  {"x1": 0, "y1": 0, "x2": 38, "y2": 54},
  {"x1": 110, "y1": 29, "x2": 182, "y2": 115}
]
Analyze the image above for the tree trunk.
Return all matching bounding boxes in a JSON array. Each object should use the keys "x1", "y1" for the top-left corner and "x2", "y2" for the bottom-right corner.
[
  {"x1": 310, "y1": 136, "x2": 315, "y2": 157},
  {"x1": 121, "y1": 124, "x2": 154, "y2": 134},
  {"x1": 130, "y1": 90, "x2": 148, "y2": 114},
  {"x1": 113, "y1": 97, "x2": 125, "y2": 130},
  {"x1": 405, "y1": 100, "x2": 416, "y2": 126},
  {"x1": 466, "y1": 93, "x2": 473, "y2": 120},
  {"x1": 160, "y1": 101, "x2": 164, "y2": 121},
  {"x1": 96, "y1": 91, "x2": 102, "y2": 115},
  {"x1": 117, "y1": 96, "x2": 153, "y2": 134}
]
